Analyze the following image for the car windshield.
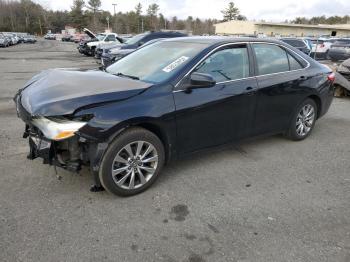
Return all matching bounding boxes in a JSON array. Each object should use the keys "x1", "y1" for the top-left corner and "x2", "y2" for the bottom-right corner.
[
  {"x1": 96, "y1": 34, "x2": 105, "y2": 41},
  {"x1": 125, "y1": 33, "x2": 147, "y2": 45},
  {"x1": 106, "y1": 41, "x2": 209, "y2": 84}
]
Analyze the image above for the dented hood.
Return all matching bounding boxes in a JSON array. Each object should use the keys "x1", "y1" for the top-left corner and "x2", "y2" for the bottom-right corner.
[{"x1": 19, "y1": 68, "x2": 151, "y2": 116}]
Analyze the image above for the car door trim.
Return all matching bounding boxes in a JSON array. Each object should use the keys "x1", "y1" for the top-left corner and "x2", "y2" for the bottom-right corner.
[{"x1": 173, "y1": 41, "x2": 311, "y2": 92}]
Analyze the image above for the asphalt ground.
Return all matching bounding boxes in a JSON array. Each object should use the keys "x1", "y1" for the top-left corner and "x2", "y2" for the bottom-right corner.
[{"x1": 0, "y1": 40, "x2": 349, "y2": 262}]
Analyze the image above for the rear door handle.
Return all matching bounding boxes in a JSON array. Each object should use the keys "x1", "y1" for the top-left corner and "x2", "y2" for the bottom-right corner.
[{"x1": 299, "y1": 76, "x2": 307, "y2": 80}]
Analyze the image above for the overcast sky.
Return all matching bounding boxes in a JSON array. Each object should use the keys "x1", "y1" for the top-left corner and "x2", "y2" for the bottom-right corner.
[{"x1": 36, "y1": 0, "x2": 350, "y2": 22}]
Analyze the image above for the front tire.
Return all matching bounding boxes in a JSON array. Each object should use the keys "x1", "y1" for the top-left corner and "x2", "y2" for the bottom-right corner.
[
  {"x1": 99, "y1": 128, "x2": 165, "y2": 196},
  {"x1": 286, "y1": 98, "x2": 317, "y2": 141}
]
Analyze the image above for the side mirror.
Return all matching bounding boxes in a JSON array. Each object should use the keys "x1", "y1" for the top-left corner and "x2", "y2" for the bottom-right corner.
[
  {"x1": 190, "y1": 72, "x2": 216, "y2": 89},
  {"x1": 138, "y1": 41, "x2": 144, "y2": 46}
]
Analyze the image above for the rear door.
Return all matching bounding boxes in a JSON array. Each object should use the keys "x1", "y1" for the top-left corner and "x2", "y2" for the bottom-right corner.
[
  {"x1": 174, "y1": 43, "x2": 259, "y2": 154},
  {"x1": 251, "y1": 43, "x2": 308, "y2": 135}
]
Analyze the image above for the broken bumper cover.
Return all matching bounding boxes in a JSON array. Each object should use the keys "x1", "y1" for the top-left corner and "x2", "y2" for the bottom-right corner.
[{"x1": 27, "y1": 135, "x2": 52, "y2": 162}]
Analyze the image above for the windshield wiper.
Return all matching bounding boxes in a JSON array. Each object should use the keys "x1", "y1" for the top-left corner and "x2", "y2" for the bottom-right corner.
[{"x1": 113, "y1": 72, "x2": 139, "y2": 80}]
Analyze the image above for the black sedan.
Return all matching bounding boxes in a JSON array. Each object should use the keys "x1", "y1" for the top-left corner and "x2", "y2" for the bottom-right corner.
[{"x1": 14, "y1": 37, "x2": 334, "y2": 196}]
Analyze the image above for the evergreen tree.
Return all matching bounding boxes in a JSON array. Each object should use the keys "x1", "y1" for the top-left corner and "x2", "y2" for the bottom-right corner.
[
  {"x1": 221, "y1": 2, "x2": 240, "y2": 21},
  {"x1": 70, "y1": 0, "x2": 85, "y2": 30}
]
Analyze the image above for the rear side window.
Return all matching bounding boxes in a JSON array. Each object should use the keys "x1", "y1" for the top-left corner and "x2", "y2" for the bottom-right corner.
[
  {"x1": 194, "y1": 45, "x2": 250, "y2": 82},
  {"x1": 253, "y1": 44, "x2": 289, "y2": 75}
]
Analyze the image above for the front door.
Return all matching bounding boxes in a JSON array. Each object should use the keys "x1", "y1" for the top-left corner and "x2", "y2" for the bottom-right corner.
[{"x1": 173, "y1": 44, "x2": 259, "y2": 154}]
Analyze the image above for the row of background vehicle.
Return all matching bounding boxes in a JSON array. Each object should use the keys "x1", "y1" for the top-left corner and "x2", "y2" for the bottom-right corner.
[
  {"x1": 74, "y1": 29, "x2": 188, "y2": 68},
  {"x1": 0, "y1": 32, "x2": 36, "y2": 47},
  {"x1": 42, "y1": 28, "x2": 350, "y2": 66},
  {"x1": 75, "y1": 30, "x2": 350, "y2": 67},
  {"x1": 42, "y1": 27, "x2": 350, "y2": 63}
]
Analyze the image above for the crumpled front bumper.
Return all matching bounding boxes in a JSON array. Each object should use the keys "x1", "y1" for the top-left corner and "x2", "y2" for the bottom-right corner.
[{"x1": 27, "y1": 135, "x2": 52, "y2": 162}]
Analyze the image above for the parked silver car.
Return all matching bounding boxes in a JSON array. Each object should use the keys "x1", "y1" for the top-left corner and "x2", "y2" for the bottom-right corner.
[{"x1": 0, "y1": 34, "x2": 10, "y2": 47}]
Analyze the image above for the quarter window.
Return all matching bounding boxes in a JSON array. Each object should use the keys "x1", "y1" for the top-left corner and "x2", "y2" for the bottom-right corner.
[
  {"x1": 194, "y1": 46, "x2": 250, "y2": 82},
  {"x1": 287, "y1": 53, "x2": 303, "y2": 70},
  {"x1": 253, "y1": 44, "x2": 289, "y2": 75}
]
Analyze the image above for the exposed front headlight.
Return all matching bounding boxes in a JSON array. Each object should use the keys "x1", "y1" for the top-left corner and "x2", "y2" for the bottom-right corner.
[{"x1": 32, "y1": 117, "x2": 87, "y2": 141}]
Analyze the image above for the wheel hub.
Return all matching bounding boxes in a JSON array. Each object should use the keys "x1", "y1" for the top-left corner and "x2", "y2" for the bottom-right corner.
[{"x1": 111, "y1": 141, "x2": 158, "y2": 190}]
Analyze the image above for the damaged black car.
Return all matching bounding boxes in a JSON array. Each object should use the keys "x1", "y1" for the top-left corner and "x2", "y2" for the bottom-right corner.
[{"x1": 14, "y1": 37, "x2": 334, "y2": 196}]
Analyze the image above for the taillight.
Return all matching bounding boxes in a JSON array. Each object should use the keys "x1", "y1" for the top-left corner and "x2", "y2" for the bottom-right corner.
[{"x1": 327, "y1": 72, "x2": 335, "y2": 82}]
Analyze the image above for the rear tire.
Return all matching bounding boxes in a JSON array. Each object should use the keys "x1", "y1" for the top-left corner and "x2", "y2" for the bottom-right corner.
[
  {"x1": 286, "y1": 98, "x2": 317, "y2": 141},
  {"x1": 99, "y1": 127, "x2": 165, "y2": 196}
]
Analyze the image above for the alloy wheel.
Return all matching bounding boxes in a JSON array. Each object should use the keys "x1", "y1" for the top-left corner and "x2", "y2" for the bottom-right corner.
[
  {"x1": 296, "y1": 104, "x2": 315, "y2": 137},
  {"x1": 111, "y1": 141, "x2": 158, "y2": 190}
]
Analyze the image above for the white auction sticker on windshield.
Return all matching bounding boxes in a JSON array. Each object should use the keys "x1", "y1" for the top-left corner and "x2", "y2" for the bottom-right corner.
[{"x1": 162, "y1": 56, "x2": 189, "y2": 73}]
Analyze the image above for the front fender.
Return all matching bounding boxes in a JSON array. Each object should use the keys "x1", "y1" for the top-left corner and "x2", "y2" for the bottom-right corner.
[{"x1": 76, "y1": 85, "x2": 176, "y2": 146}]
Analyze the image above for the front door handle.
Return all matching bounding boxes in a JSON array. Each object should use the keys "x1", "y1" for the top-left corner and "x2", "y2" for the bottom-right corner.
[{"x1": 245, "y1": 86, "x2": 256, "y2": 95}]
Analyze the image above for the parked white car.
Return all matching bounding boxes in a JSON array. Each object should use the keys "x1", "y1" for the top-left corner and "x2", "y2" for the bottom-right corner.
[
  {"x1": 84, "y1": 28, "x2": 119, "y2": 56},
  {"x1": 310, "y1": 38, "x2": 338, "y2": 59}
]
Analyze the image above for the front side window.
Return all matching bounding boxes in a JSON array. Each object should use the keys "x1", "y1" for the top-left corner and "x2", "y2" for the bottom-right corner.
[
  {"x1": 194, "y1": 46, "x2": 250, "y2": 82},
  {"x1": 253, "y1": 44, "x2": 289, "y2": 75},
  {"x1": 96, "y1": 34, "x2": 105, "y2": 41}
]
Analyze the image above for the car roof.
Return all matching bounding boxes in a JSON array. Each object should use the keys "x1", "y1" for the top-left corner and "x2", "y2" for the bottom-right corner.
[
  {"x1": 280, "y1": 38, "x2": 303, "y2": 41},
  {"x1": 161, "y1": 36, "x2": 286, "y2": 45}
]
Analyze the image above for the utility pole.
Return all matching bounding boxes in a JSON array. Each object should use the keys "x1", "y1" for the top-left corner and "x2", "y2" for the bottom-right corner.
[
  {"x1": 112, "y1": 3, "x2": 117, "y2": 32},
  {"x1": 112, "y1": 3, "x2": 117, "y2": 15},
  {"x1": 106, "y1": 16, "x2": 110, "y2": 31}
]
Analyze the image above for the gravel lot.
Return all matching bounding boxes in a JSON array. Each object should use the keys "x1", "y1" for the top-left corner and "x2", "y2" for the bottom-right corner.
[{"x1": 1, "y1": 40, "x2": 349, "y2": 262}]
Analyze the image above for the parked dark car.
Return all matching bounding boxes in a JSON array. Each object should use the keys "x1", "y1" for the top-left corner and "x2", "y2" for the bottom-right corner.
[
  {"x1": 280, "y1": 38, "x2": 311, "y2": 55},
  {"x1": 99, "y1": 31, "x2": 187, "y2": 64},
  {"x1": 14, "y1": 37, "x2": 334, "y2": 196},
  {"x1": 328, "y1": 39, "x2": 350, "y2": 61},
  {"x1": 23, "y1": 35, "x2": 37, "y2": 43},
  {"x1": 62, "y1": 35, "x2": 73, "y2": 42}
]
